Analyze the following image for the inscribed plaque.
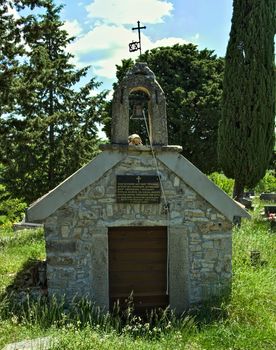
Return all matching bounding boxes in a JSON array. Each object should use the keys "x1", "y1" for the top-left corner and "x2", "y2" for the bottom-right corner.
[{"x1": 116, "y1": 175, "x2": 161, "y2": 203}]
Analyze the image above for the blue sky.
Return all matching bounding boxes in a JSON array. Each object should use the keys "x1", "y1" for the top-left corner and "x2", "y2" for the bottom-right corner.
[{"x1": 55, "y1": 0, "x2": 233, "y2": 92}]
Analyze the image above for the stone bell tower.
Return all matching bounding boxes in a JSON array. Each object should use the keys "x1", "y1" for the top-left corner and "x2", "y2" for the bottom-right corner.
[{"x1": 111, "y1": 62, "x2": 168, "y2": 146}]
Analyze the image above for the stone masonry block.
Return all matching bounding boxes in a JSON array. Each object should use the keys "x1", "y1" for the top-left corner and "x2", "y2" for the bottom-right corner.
[
  {"x1": 202, "y1": 241, "x2": 214, "y2": 249},
  {"x1": 184, "y1": 209, "x2": 205, "y2": 217},
  {"x1": 46, "y1": 240, "x2": 76, "y2": 253},
  {"x1": 61, "y1": 226, "x2": 70, "y2": 238}
]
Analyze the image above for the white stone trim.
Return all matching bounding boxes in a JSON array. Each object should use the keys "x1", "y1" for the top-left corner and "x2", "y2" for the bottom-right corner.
[
  {"x1": 157, "y1": 153, "x2": 250, "y2": 222},
  {"x1": 169, "y1": 227, "x2": 190, "y2": 312},
  {"x1": 26, "y1": 151, "x2": 126, "y2": 222}
]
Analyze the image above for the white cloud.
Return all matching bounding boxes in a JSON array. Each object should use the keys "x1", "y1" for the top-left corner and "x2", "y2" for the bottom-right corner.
[
  {"x1": 68, "y1": 25, "x2": 139, "y2": 77},
  {"x1": 85, "y1": 0, "x2": 173, "y2": 24},
  {"x1": 93, "y1": 49, "x2": 136, "y2": 79},
  {"x1": 64, "y1": 0, "x2": 189, "y2": 81},
  {"x1": 62, "y1": 19, "x2": 83, "y2": 38},
  {"x1": 68, "y1": 24, "x2": 189, "y2": 79},
  {"x1": 68, "y1": 25, "x2": 131, "y2": 55},
  {"x1": 147, "y1": 36, "x2": 188, "y2": 49}
]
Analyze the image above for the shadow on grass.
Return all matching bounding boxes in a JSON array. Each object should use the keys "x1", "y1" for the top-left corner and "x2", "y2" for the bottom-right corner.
[
  {"x1": 188, "y1": 294, "x2": 231, "y2": 327},
  {"x1": 5, "y1": 258, "x2": 47, "y2": 294},
  {"x1": 0, "y1": 258, "x2": 47, "y2": 315}
]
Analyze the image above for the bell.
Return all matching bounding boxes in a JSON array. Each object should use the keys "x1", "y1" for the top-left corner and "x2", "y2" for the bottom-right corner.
[
  {"x1": 130, "y1": 103, "x2": 144, "y2": 120},
  {"x1": 129, "y1": 91, "x2": 149, "y2": 120}
]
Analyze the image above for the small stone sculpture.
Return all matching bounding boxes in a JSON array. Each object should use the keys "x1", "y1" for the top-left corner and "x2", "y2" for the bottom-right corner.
[{"x1": 128, "y1": 134, "x2": 143, "y2": 145}]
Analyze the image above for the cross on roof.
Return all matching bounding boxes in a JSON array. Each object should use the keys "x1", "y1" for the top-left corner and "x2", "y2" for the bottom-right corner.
[{"x1": 129, "y1": 21, "x2": 146, "y2": 56}]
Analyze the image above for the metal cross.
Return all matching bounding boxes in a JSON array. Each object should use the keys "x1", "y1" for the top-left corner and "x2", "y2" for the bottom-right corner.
[
  {"x1": 129, "y1": 21, "x2": 146, "y2": 56},
  {"x1": 136, "y1": 176, "x2": 142, "y2": 183}
]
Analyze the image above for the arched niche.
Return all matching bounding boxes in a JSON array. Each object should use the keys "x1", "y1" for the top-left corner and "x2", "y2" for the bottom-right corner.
[
  {"x1": 111, "y1": 63, "x2": 168, "y2": 146},
  {"x1": 128, "y1": 88, "x2": 150, "y2": 145}
]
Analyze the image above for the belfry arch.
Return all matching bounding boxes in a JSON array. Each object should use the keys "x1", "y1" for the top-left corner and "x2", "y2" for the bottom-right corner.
[{"x1": 111, "y1": 62, "x2": 168, "y2": 146}]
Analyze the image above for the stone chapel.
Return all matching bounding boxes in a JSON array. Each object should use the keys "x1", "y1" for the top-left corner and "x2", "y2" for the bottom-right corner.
[{"x1": 26, "y1": 62, "x2": 250, "y2": 314}]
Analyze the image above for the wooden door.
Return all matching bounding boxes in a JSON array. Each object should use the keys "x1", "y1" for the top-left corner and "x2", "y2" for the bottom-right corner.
[{"x1": 108, "y1": 226, "x2": 168, "y2": 313}]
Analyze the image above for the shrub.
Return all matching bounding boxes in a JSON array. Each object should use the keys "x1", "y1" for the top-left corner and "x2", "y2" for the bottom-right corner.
[
  {"x1": 208, "y1": 172, "x2": 234, "y2": 196},
  {"x1": 208, "y1": 170, "x2": 276, "y2": 197},
  {"x1": 0, "y1": 185, "x2": 27, "y2": 226},
  {"x1": 254, "y1": 170, "x2": 276, "y2": 194}
]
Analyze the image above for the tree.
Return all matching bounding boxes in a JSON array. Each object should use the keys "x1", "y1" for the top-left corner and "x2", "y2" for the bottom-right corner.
[
  {"x1": 218, "y1": 0, "x2": 275, "y2": 200},
  {"x1": 0, "y1": 0, "x2": 22, "y2": 114},
  {"x1": 0, "y1": 0, "x2": 107, "y2": 203},
  {"x1": 106, "y1": 44, "x2": 224, "y2": 173},
  {"x1": 0, "y1": 0, "x2": 46, "y2": 113}
]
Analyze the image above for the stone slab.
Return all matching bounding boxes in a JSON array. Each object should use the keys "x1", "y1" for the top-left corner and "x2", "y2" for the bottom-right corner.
[
  {"x1": 13, "y1": 223, "x2": 43, "y2": 231},
  {"x1": 46, "y1": 240, "x2": 76, "y2": 253},
  {"x1": 91, "y1": 230, "x2": 109, "y2": 310},
  {"x1": 169, "y1": 228, "x2": 190, "y2": 312},
  {"x1": 26, "y1": 151, "x2": 126, "y2": 222},
  {"x1": 260, "y1": 193, "x2": 276, "y2": 202},
  {"x1": 157, "y1": 153, "x2": 251, "y2": 222},
  {"x1": 2, "y1": 337, "x2": 53, "y2": 350},
  {"x1": 100, "y1": 144, "x2": 183, "y2": 153}
]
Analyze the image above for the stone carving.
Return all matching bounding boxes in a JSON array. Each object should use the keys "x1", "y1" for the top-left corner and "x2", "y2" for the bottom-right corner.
[{"x1": 128, "y1": 133, "x2": 143, "y2": 145}]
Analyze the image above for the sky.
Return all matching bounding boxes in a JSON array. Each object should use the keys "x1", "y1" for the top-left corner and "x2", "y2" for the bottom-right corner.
[{"x1": 55, "y1": 0, "x2": 233, "y2": 92}]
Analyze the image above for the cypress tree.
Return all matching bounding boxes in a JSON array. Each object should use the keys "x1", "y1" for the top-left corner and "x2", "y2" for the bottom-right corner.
[{"x1": 218, "y1": 0, "x2": 275, "y2": 199}]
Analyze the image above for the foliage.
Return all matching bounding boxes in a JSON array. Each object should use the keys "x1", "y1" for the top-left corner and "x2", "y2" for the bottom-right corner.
[
  {"x1": 208, "y1": 172, "x2": 234, "y2": 196},
  {"x1": 0, "y1": 0, "x2": 24, "y2": 114},
  {"x1": 0, "y1": 0, "x2": 107, "y2": 203},
  {"x1": 0, "y1": 0, "x2": 48, "y2": 113},
  {"x1": 0, "y1": 294, "x2": 196, "y2": 341},
  {"x1": 254, "y1": 170, "x2": 276, "y2": 194},
  {"x1": 209, "y1": 170, "x2": 276, "y2": 197},
  {"x1": 0, "y1": 185, "x2": 27, "y2": 226},
  {"x1": 0, "y1": 163, "x2": 27, "y2": 226},
  {"x1": 106, "y1": 44, "x2": 224, "y2": 174},
  {"x1": 218, "y1": 0, "x2": 276, "y2": 199},
  {"x1": 1, "y1": 208, "x2": 276, "y2": 349}
]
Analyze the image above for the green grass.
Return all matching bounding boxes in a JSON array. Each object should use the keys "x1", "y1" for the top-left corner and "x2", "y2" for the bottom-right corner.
[
  {"x1": 0, "y1": 206, "x2": 275, "y2": 349},
  {"x1": 0, "y1": 228, "x2": 45, "y2": 293}
]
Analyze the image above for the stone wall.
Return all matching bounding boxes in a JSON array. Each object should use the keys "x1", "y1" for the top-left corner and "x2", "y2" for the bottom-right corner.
[{"x1": 44, "y1": 150, "x2": 232, "y2": 311}]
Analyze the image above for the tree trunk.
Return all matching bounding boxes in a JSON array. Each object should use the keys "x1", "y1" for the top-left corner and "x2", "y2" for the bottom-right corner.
[
  {"x1": 233, "y1": 179, "x2": 244, "y2": 201},
  {"x1": 48, "y1": 87, "x2": 54, "y2": 187},
  {"x1": 48, "y1": 123, "x2": 54, "y2": 185}
]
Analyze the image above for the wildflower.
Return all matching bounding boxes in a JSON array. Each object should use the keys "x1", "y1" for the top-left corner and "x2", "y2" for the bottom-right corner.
[{"x1": 268, "y1": 213, "x2": 276, "y2": 222}]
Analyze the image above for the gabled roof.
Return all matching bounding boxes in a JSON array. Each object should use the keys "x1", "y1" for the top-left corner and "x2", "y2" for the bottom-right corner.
[
  {"x1": 26, "y1": 148, "x2": 250, "y2": 223},
  {"x1": 157, "y1": 152, "x2": 250, "y2": 221},
  {"x1": 26, "y1": 151, "x2": 126, "y2": 222}
]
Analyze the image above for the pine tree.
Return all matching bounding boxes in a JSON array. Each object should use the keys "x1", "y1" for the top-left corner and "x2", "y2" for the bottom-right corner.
[
  {"x1": 0, "y1": 0, "x2": 46, "y2": 113},
  {"x1": 0, "y1": 0, "x2": 22, "y2": 114},
  {"x1": 1, "y1": 0, "x2": 107, "y2": 202},
  {"x1": 218, "y1": 0, "x2": 275, "y2": 199}
]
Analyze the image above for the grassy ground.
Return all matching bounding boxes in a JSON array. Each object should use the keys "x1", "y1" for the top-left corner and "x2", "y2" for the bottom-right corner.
[{"x1": 0, "y1": 206, "x2": 275, "y2": 349}]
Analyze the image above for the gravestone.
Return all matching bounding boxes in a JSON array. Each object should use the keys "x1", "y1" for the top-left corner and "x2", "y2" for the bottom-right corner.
[{"x1": 260, "y1": 193, "x2": 276, "y2": 202}]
